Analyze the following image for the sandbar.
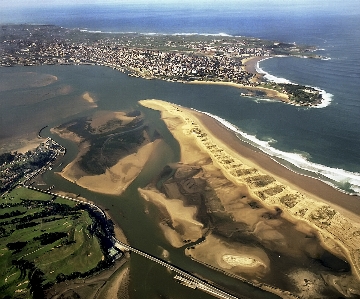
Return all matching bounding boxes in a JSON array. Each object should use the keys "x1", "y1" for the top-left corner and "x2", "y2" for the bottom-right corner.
[
  {"x1": 89, "y1": 110, "x2": 136, "y2": 133},
  {"x1": 186, "y1": 234, "x2": 269, "y2": 276},
  {"x1": 0, "y1": 72, "x2": 57, "y2": 92},
  {"x1": 139, "y1": 99, "x2": 360, "y2": 285},
  {"x1": 59, "y1": 140, "x2": 160, "y2": 196},
  {"x1": 52, "y1": 111, "x2": 156, "y2": 196},
  {"x1": 82, "y1": 91, "x2": 98, "y2": 108},
  {"x1": 138, "y1": 187, "x2": 204, "y2": 247}
]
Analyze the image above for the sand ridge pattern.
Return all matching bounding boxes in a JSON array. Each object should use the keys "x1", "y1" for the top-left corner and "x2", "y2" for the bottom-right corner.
[{"x1": 139, "y1": 99, "x2": 360, "y2": 298}]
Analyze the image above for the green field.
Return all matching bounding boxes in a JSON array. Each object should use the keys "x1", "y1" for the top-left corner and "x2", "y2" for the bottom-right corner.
[{"x1": 0, "y1": 187, "x2": 105, "y2": 298}]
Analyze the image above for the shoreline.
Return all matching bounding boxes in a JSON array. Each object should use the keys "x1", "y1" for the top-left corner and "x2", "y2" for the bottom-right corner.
[
  {"x1": 187, "y1": 79, "x2": 290, "y2": 103},
  {"x1": 188, "y1": 55, "x2": 289, "y2": 104},
  {"x1": 139, "y1": 99, "x2": 360, "y2": 287},
  {"x1": 200, "y1": 110, "x2": 359, "y2": 198},
  {"x1": 195, "y1": 111, "x2": 360, "y2": 220}
]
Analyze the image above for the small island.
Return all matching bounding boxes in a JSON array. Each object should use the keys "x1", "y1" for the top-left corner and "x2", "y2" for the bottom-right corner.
[{"x1": 51, "y1": 110, "x2": 160, "y2": 196}]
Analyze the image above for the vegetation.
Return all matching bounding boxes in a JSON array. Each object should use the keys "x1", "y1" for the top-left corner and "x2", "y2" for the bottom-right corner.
[
  {"x1": 0, "y1": 187, "x2": 112, "y2": 299},
  {"x1": 262, "y1": 82, "x2": 322, "y2": 106},
  {"x1": 58, "y1": 113, "x2": 148, "y2": 175},
  {"x1": 0, "y1": 152, "x2": 16, "y2": 165}
]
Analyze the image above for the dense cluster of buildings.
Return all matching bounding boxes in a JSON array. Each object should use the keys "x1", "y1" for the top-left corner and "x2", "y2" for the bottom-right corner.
[
  {"x1": 0, "y1": 138, "x2": 65, "y2": 193},
  {"x1": 0, "y1": 25, "x2": 280, "y2": 85},
  {"x1": 1, "y1": 25, "x2": 321, "y2": 105}
]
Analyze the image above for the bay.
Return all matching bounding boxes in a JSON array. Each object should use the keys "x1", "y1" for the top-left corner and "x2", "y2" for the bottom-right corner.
[{"x1": 1, "y1": 3, "x2": 360, "y2": 297}]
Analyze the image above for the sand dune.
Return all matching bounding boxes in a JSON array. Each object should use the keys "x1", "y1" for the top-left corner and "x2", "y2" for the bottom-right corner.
[
  {"x1": 138, "y1": 187, "x2": 204, "y2": 247},
  {"x1": 139, "y1": 99, "x2": 360, "y2": 286}
]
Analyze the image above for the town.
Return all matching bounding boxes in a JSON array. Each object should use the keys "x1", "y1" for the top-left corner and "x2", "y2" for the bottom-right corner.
[
  {"x1": 0, "y1": 25, "x2": 316, "y2": 87},
  {"x1": 0, "y1": 137, "x2": 65, "y2": 194}
]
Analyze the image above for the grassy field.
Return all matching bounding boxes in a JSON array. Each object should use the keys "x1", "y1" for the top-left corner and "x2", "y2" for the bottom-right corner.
[{"x1": 0, "y1": 187, "x2": 104, "y2": 298}]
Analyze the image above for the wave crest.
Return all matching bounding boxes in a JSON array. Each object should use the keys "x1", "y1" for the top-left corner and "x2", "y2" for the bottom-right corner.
[
  {"x1": 197, "y1": 111, "x2": 360, "y2": 195},
  {"x1": 256, "y1": 57, "x2": 333, "y2": 108}
]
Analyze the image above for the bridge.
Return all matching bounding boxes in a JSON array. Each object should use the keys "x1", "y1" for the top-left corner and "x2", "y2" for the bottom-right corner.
[
  {"x1": 21, "y1": 168, "x2": 239, "y2": 299},
  {"x1": 22, "y1": 184, "x2": 239, "y2": 299},
  {"x1": 113, "y1": 238, "x2": 240, "y2": 299}
]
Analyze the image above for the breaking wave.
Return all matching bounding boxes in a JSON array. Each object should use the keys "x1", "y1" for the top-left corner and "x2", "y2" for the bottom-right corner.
[
  {"x1": 256, "y1": 57, "x2": 333, "y2": 108},
  {"x1": 197, "y1": 110, "x2": 360, "y2": 195}
]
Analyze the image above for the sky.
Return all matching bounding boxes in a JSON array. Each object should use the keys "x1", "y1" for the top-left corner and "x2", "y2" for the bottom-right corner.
[
  {"x1": 1, "y1": 0, "x2": 359, "y2": 21},
  {"x1": 1, "y1": 0, "x2": 358, "y2": 10}
]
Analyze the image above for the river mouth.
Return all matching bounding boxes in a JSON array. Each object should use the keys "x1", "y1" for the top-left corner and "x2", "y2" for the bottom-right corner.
[{"x1": 2, "y1": 65, "x2": 358, "y2": 299}]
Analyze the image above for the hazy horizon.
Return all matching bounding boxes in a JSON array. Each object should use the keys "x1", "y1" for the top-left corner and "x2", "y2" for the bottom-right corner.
[{"x1": 1, "y1": 0, "x2": 360, "y2": 18}]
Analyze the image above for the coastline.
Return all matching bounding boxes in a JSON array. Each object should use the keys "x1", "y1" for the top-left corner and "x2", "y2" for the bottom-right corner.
[
  {"x1": 185, "y1": 55, "x2": 293, "y2": 103},
  {"x1": 139, "y1": 99, "x2": 360, "y2": 288},
  {"x1": 195, "y1": 111, "x2": 360, "y2": 220},
  {"x1": 187, "y1": 79, "x2": 290, "y2": 103}
]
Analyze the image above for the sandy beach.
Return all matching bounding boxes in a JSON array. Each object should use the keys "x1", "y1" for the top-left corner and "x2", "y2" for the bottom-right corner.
[
  {"x1": 187, "y1": 55, "x2": 290, "y2": 103},
  {"x1": 139, "y1": 99, "x2": 360, "y2": 293},
  {"x1": 241, "y1": 56, "x2": 266, "y2": 75},
  {"x1": 188, "y1": 79, "x2": 289, "y2": 103},
  {"x1": 14, "y1": 137, "x2": 46, "y2": 153}
]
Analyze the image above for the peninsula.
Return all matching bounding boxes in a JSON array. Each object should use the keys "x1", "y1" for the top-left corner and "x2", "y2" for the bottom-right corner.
[{"x1": 139, "y1": 99, "x2": 360, "y2": 299}]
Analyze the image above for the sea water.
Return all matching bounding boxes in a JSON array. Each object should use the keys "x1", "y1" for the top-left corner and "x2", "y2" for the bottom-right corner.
[
  {"x1": 1, "y1": 2, "x2": 359, "y2": 194},
  {"x1": 1, "y1": 3, "x2": 360, "y2": 298}
]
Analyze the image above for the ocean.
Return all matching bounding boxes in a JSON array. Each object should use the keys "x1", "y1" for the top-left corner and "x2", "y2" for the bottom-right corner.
[
  {"x1": 1, "y1": 3, "x2": 360, "y2": 299},
  {"x1": 1, "y1": 3, "x2": 360, "y2": 195}
]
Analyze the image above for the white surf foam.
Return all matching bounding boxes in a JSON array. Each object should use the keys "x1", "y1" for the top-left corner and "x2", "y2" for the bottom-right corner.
[
  {"x1": 256, "y1": 57, "x2": 333, "y2": 107},
  {"x1": 198, "y1": 111, "x2": 360, "y2": 195}
]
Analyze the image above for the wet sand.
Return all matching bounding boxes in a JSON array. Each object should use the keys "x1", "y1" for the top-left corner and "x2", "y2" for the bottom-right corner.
[
  {"x1": 241, "y1": 56, "x2": 266, "y2": 75},
  {"x1": 139, "y1": 99, "x2": 360, "y2": 286},
  {"x1": 0, "y1": 72, "x2": 57, "y2": 92},
  {"x1": 188, "y1": 79, "x2": 289, "y2": 102},
  {"x1": 58, "y1": 140, "x2": 159, "y2": 196},
  {"x1": 82, "y1": 91, "x2": 98, "y2": 108},
  {"x1": 138, "y1": 187, "x2": 204, "y2": 247},
  {"x1": 197, "y1": 112, "x2": 360, "y2": 220}
]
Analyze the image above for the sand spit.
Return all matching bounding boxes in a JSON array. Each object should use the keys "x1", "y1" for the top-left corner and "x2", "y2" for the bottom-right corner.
[{"x1": 139, "y1": 99, "x2": 360, "y2": 286}]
